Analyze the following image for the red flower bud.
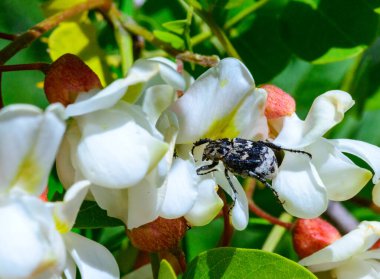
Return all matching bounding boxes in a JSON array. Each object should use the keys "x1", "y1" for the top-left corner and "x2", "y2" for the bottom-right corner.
[
  {"x1": 260, "y1": 84, "x2": 296, "y2": 119},
  {"x1": 127, "y1": 217, "x2": 188, "y2": 252},
  {"x1": 39, "y1": 187, "x2": 48, "y2": 202},
  {"x1": 44, "y1": 53, "x2": 102, "y2": 106},
  {"x1": 292, "y1": 218, "x2": 341, "y2": 259},
  {"x1": 371, "y1": 239, "x2": 380, "y2": 250}
]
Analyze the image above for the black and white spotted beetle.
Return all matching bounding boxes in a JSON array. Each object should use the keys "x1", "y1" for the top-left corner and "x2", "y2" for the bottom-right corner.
[{"x1": 192, "y1": 138, "x2": 312, "y2": 209}]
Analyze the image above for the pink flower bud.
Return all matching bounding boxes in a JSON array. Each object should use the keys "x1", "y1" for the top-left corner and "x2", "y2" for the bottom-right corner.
[
  {"x1": 292, "y1": 218, "x2": 341, "y2": 259},
  {"x1": 44, "y1": 54, "x2": 102, "y2": 106},
  {"x1": 127, "y1": 217, "x2": 188, "y2": 252},
  {"x1": 260, "y1": 84, "x2": 296, "y2": 119}
]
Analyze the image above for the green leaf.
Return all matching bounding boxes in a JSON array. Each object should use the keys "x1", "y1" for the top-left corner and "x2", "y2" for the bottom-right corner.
[
  {"x1": 270, "y1": 57, "x2": 354, "y2": 118},
  {"x1": 153, "y1": 30, "x2": 185, "y2": 49},
  {"x1": 74, "y1": 201, "x2": 124, "y2": 228},
  {"x1": 231, "y1": 1, "x2": 292, "y2": 83},
  {"x1": 158, "y1": 260, "x2": 177, "y2": 279},
  {"x1": 312, "y1": 46, "x2": 365, "y2": 64},
  {"x1": 162, "y1": 19, "x2": 188, "y2": 35},
  {"x1": 281, "y1": 0, "x2": 378, "y2": 61},
  {"x1": 183, "y1": 248, "x2": 317, "y2": 279},
  {"x1": 184, "y1": 219, "x2": 223, "y2": 261}
]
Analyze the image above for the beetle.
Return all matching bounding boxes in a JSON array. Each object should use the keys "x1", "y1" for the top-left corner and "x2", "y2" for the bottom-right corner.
[{"x1": 192, "y1": 138, "x2": 312, "y2": 208}]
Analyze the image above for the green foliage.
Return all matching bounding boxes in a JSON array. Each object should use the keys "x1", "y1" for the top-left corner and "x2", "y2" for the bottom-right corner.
[
  {"x1": 183, "y1": 248, "x2": 317, "y2": 279},
  {"x1": 158, "y1": 260, "x2": 177, "y2": 279},
  {"x1": 74, "y1": 201, "x2": 124, "y2": 228},
  {"x1": 3, "y1": 0, "x2": 380, "y2": 277}
]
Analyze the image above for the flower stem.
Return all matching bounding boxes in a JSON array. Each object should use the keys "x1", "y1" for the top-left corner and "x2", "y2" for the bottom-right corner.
[
  {"x1": 218, "y1": 189, "x2": 234, "y2": 247},
  {"x1": 0, "y1": 0, "x2": 111, "y2": 65},
  {"x1": 262, "y1": 212, "x2": 293, "y2": 252},
  {"x1": 0, "y1": 63, "x2": 50, "y2": 73},
  {"x1": 0, "y1": 32, "x2": 17, "y2": 41},
  {"x1": 190, "y1": 0, "x2": 269, "y2": 47},
  {"x1": 150, "y1": 253, "x2": 160, "y2": 279},
  {"x1": 224, "y1": 0, "x2": 269, "y2": 29},
  {"x1": 194, "y1": 9, "x2": 241, "y2": 59}
]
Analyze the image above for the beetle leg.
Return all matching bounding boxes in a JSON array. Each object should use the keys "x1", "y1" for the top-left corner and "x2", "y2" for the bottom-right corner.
[
  {"x1": 224, "y1": 168, "x2": 238, "y2": 213},
  {"x1": 248, "y1": 171, "x2": 284, "y2": 204},
  {"x1": 261, "y1": 141, "x2": 312, "y2": 159},
  {"x1": 191, "y1": 138, "x2": 212, "y2": 156},
  {"x1": 196, "y1": 161, "x2": 219, "y2": 175}
]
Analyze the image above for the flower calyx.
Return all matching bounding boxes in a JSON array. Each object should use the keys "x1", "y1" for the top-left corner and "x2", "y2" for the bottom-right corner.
[{"x1": 44, "y1": 53, "x2": 102, "y2": 106}]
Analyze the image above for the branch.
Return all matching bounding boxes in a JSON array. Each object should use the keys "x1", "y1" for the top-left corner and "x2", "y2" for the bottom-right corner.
[{"x1": 0, "y1": 0, "x2": 110, "y2": 65}]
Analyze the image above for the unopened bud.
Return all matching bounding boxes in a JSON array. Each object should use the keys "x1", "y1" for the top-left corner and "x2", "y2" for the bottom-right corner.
[
  {"x1": 44, "y1": 53, "x2": 102, "y2": 106},
  {"x1": 127, "y1": 217, "x2": 187, "y2": 252},
  {"x1": 260, "y1": 84, "x2": 295, "y2": 119},
  {"x1": 39, "y1": 187, "x2": 48, "y2": 202},
  {"x1": 292, "y1": 218, "x2": 341, "y2": 259}
]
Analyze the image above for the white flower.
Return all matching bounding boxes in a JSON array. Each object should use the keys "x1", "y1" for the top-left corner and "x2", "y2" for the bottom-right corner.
[
  {"x1": 299, "y1": 221, "x2": 380, "y2": 279},
  {"x1": 57, "y1": 58, "x2": 195, "y2": 229},
  {"x1": 169, "y1": 58, "x2": 269, "y2": 230},
  {"x1": 0, "y1": 104, "x2": 118, "y2": 279},
  {"x1": 272, "y1": 91, "x2": 380, "y2": 218}
]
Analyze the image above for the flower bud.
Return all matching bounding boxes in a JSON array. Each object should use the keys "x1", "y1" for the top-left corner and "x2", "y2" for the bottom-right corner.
[
  {"x1": 44, "y1": 53, "x2": 102, "y2": 106},
  {"x1": 260, "y1": 84, "x2": 296, "y2": 119},
  {"x1": 292, "y1": 218, "x2": 341, "y2": 259},
  {"x1": 127, "y1": 217, "x2": 187, "y2": 252},
  {"x1": 39, "y1": 187, "x2": 48, "y2": 202}
]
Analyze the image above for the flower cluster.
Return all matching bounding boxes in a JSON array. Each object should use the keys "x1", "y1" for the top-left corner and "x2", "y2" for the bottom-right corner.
[{"x1": 5, "y1": 54, "x2": 380, "y2": 278}]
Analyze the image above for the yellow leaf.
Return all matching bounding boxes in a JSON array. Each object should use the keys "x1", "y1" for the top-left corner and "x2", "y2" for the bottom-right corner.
[
  {"x1": 48, "y1": 22, "x2": 110, "y2": 86},
  {"x1": 41, "y1": 0, "x2": 87, "y2": 18}
]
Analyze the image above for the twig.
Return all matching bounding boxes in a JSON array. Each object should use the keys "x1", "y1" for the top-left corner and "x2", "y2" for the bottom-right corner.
[
  {"x1": 0, "y1": 32, "x2": 17, "y2": 41},
  {"x1": 245, "y1": 178, "x2": 292, "y2": 230},
  {"x1": 326, "y1": 201, "x2": 359, "y2": 234},
  {"x1": 0, "y1": 0, "x2": 110, "y2": 65},
  {"x1": 0, "y1": 63, "x2": 50, "y2": 73},
  {"x1": 218, "y1": 189, "x2": 234, "y2": 247}
]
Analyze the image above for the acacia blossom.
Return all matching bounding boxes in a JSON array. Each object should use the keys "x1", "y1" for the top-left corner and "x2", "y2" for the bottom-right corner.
[
  {"x1": 0, "y1": 104, "x2": 118, "y2": 279},
  {"x1": 271, "y1": 91, "x2": 380, "y2": 218},
  {"x1": 299, "y1": 221, "x2": 380, "y2": 279},
  {"x1": 57, "y1": 57, "x2": 269, "y2": 231}
]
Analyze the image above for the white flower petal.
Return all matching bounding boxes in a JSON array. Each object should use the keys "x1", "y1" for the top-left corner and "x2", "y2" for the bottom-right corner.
[
  {"x1": 0, "y1": 104, "x2": 65, "y2": 195},
  {"x1": 372, "y1": 182, "x2": 380, "y2": 206},
  {"x1": 231, "y1": 87, "x2": 268, "y2": 140},
  {"x1": 76, "y1": 105, "x2": 168, "y2": 188},
  {"x1": 334, "y1": 259, "x2": 380, "y2": 279},
  {"x1": 65, "y1": 79, "x2": 129, "y2": 117},
  {"x1": 142, "y1": 84, "x2": 176, "y2": 125},
  {"x1": 0, "y1": 195, "x2": 65, "y2": 278},
  {"x1": 171, "y1": 58, "x2": 255, "y2": 143},
  {"x1": 159, "y1": 158, "x2": 198, "y2": 219},
  {"x1": 185, "y1": 177, "x2": 223, "y2": 226},
  {"x1": 90, "y1": 185, "x2": 129, "y2": 225},
  {"x1": 309, "y1": 139, "x2": 372, "y2": 201},
  {"x1": 359, "y1": 249, "x2": 380, "y2": 261},
  {"x1": 272, "y1": 152, "x2": 328, "y2": 218},
  {"x1": 274, "y1": 91, "x2": 354, "y2": 148},
  {"x1": 123, "y1": 57, "x2": 186, "y2": 103},
  {"x1": 63, "y1": 254, "x2": 76, "y2": 279},
  {"x1": 300, "y1": 222, "x2": 380, "y2": 267},
  {"x1": 53, "y1": 180, "x2": 91, "y2": 233},
  {"x1": 56, "y1": 123, "x2": 81, "y2": 189},
  {"x1": 64, "y1": 232, "x2": 119, "y2": 279},
  {"x1": 127, "y1": 177, "x2": 160, "y2": 229},
  {"x1": 331, "y1": 139, "x2": 380, "y2": 184},
  {"x1": 214, "y1": 170, "x2": 249, "y2": 230}
]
